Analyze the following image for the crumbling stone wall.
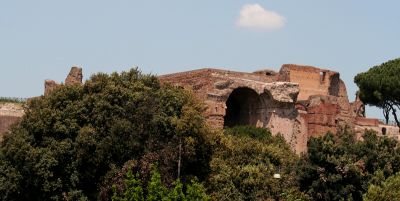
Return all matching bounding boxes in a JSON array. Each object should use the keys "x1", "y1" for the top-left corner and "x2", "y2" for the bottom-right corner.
[
  {"x1": 160, "y1": 64, "x2": 400, "y2": 153},
  {"x1": 44, "y1": 67, "x2": 82, "y2": 95},
  {"x1": 279, "y1": 64, "x2": 341, "y2": 100},
  {"x1": 44, "y1": 80, "x2": 59, "y2": 96},
  {"x1": 301, "y1": 95, "x2": 339, "y2": 138}
]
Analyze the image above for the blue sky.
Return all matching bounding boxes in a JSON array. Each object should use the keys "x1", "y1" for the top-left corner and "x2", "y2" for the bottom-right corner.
[{"x1": 1, "y1": 1, "x2": 399, "y2": 119}]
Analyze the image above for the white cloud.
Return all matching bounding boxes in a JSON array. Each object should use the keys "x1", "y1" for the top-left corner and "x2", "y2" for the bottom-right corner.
[{"x1": 236, "y1": 4, "x2": 286, "y2": 31}]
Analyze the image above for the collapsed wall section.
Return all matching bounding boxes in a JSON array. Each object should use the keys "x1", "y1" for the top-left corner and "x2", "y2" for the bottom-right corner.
[
  {"x1": 44, "y1": 67, "x2": 83, "y2": 95},
  {"x1": 299, "y1": 95, "x2": 340, "y2": 137}
]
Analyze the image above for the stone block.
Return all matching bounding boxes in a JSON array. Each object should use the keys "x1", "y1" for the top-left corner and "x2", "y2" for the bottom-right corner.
[
  {"x1": 65, "y1": 67, "x2": 83, "y2": 85},
  {"x1": 44, "y1": 79, "x2": 59, "y2": 96}
]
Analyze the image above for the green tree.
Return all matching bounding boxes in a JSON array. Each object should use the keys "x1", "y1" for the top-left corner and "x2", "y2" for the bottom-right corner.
[
  {"x1": 147, "y1": 167, "x2": 168, "y2": 201},
  {"x1": 364, "y1": 172, "x2": 400, "y2": 201},
  {"x1": 354, "y1": 58, "x2": 400, "y2": 126},
  {"x1": 0, "y1": 68, "x2": 212, "y2": 200},
  {"x1": 297, "y1": 129, "x2": 400, "y2": 201},
  {"x1": 111, "y1": 170, "x2": 143, "y2": 201},
  {"x1": 112, "y1": 166, "x2": 209, "y2": 201},
  {"x1": 185, "y1": 179, "x2": 210, "y2": 201},
  {"x1": 207, "y1": 126, "x2": 308, "y2": 201},
  {"x1": 166, "y1": 180, "x2": 185, "y2": 201}
]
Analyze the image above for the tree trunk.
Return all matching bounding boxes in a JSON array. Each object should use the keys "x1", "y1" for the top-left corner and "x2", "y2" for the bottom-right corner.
[
  {"x1": 384, "y1": 108, "x2": 390, "y2": 124},
  {"x1": 383, "y1": 103, "x2": 390, "y2": 124},
  {"x1": 390, "y1": 105, "x2": 400, "y2": 128},
  {"x1": 177, "y1": 137, "x2": 182, "y2": 179}
]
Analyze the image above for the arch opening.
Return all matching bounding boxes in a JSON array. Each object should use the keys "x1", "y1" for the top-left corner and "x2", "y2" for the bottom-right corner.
[{"x1": 224, "y1": 87, "x2": 263, "y2": 127}]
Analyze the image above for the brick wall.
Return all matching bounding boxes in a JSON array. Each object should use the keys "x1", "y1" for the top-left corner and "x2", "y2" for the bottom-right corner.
[{"x1": 280, "y1": 64, "x2": 340, "y2": 101}]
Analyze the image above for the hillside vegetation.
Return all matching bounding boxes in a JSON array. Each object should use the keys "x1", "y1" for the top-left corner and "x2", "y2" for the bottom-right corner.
[
  {"x1": 1, "y1": 68, "x2": 400, "y2": 201},
  {"x1": 0, "y1": 97, "x2": 26, "y2": 104}
]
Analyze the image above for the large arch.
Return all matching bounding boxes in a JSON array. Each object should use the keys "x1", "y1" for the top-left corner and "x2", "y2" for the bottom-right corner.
[{"x1": 223, "y1": 87, "x2": 263, "y2": 127}]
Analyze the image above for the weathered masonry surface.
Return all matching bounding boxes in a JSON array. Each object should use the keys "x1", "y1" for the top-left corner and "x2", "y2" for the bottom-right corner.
[
  {"x1": 159, "y1": 64, "x2": 399, "y2": 153},
  {"x1": 0, "y1": 103, "x2": 24, "y2": 136}
]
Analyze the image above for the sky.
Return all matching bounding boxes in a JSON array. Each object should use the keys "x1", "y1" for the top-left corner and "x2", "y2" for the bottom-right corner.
[{"x1": 1, "y1": 1, "x2": 399, "y2": 119}]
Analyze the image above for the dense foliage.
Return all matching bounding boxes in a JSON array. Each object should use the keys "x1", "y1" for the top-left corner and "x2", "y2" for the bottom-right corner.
[
  {"x1": 112, "y1": 166, "x2": 209, "y2": 201},
  {"x1": 354, "y1": 58, "x2": 400, "y2": 126},
  {"x1": 207, "y1": 126, "x2": 309, "y2": 201},
  {"x1": 297, "y1": 129, "x2": 400, "y2": 201},
  {"x1": 0, "y1": 69, "x2": 212, "y2": 200},
  {"x1": 364, "y1": 172, "x2": 400, "y2": 201}
]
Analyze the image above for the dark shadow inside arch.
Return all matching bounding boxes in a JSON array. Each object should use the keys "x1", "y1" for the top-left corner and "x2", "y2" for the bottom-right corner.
[{"x1": 224, "y1": 87, "x2": 263, "y2": 128}]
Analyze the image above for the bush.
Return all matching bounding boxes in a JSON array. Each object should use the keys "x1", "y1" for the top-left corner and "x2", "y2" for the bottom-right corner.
[
  {"x1": 207, "y1": 126, "x2": 308, "y2": 201},
  {"x1": 364, "y1": 172, "x2": 400, "y2": 201},
  {"x1": 297, "y1": 129, "x2": 400, "y2": 201}
]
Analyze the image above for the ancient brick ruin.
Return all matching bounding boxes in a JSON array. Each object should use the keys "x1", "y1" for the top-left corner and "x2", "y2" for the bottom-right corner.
[
  {"x1": 45, "y1": 66, "x2": 83, "y2": 95},
  {"x1": 160, "y1": 64, "x2": 400, "y2": 153},
  {"x1": 1, "y1": 65, "x2": 398, "y2": 153},
  {"x1": 0, "y1": 67, "x2": 83, "y2": 136}
]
